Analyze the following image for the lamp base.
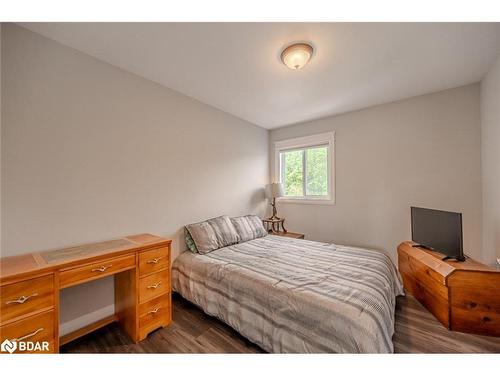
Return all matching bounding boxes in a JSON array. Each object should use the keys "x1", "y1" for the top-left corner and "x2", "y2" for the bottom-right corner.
[
  {"x1": 267, "y1": 198, "x2": 282, "y2": 221},
  {"x1": 265, "y1": 214, "x2": 282, "y2": 221},
  {"x1": 264, "y1": 197, "x2": 286, "y2": 233}
]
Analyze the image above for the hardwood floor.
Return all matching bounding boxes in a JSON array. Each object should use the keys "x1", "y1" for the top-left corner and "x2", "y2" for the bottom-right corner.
[
  {"x1": 61, "y1": 294, "x2": 500, "y2": 353},
  {"x1": 393, "y1": 296, "x2": 500, "y2": 353},
  {"x1": 61, "y1": 294, "x2": 263, "y2": 354}
]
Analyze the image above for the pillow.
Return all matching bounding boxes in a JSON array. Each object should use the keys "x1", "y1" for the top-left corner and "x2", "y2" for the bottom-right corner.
[
  {"x1": 184, "y1": 227, "x2": 198, "y2": 253},
  {"x1": 185, "y1": 215, "x2": 240, "y2": 254},
  {"x1": 185, "y1": 220, "x2": 220, "y2": 254},
  {"x1": 245, "y1": 215, "x2": 268, "y2": 239},
  {"x1": 230, "y1": 216, "x2": 256, "y2": 242},
  {"x1": 231, "y1": 215, "x2": 267, "y2": 242},
  {"x1": 207, "y1": 215, "x2": 240, "y2": 248}
]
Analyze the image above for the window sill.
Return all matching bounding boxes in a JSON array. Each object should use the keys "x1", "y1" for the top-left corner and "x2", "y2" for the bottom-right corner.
[{"x1": 278, "y1": 198, "x2": 336, "y2": 206}]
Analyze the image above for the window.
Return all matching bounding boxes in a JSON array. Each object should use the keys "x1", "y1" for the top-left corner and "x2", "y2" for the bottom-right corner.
[{"x1": 274, "y1": 132, "x2": 335, "y2": 204}]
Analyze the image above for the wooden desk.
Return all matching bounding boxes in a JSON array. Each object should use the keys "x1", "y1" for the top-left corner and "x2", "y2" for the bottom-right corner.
[
  {"x1": 398, "y1": 241, "x2": 500, "y2": 337},
  {"x1": 0, "y1": 233, "x2": 172, "y2": 353}
]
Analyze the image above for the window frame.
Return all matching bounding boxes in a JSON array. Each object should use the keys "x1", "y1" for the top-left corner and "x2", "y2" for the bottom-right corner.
[{"x1": 274, "y1": 131, "x2": 335, "y2": 205}]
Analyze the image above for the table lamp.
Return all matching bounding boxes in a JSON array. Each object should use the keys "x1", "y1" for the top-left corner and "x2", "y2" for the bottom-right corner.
[{"x1": 265, "y1": 183, "x2": 284, "y2": 220}]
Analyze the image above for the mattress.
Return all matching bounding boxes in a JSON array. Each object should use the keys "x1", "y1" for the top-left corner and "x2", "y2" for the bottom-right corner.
[{"x1": 172, "y1": 235, "x2": 404, "y2": 353}]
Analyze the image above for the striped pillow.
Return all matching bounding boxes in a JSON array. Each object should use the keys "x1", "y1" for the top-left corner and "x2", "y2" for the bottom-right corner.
[
  {"x1": 207, "y1": 215, "x2": 240, "y2": 248},
  {"x1": 231, "y1": 215, "x2": 268, "y2": 242},
  {"x1": 186, "y1": 215, "x2": 240, "y2": 254}
]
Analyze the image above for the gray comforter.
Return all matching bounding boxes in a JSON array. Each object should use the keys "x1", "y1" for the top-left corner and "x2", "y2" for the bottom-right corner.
[{"x1": 172, "y1": 235, "x2": 403, "y2": 353}]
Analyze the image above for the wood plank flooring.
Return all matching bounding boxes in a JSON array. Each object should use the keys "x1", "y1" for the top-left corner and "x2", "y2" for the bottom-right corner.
[
  {"x1": 61, "y1": 294, "x2": 500, "y2": 353},
  {"x1": 393, "y1": 295, "x2": 500, "y2": 353}
]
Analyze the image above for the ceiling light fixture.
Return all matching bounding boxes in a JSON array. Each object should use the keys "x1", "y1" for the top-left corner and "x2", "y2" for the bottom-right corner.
[{"x1": 281, "y1": 43, "x2": 314, "y2": 70}]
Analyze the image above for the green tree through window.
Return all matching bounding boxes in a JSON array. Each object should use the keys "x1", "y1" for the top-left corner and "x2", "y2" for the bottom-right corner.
[
  {"x1": 282, "y1": 149, "x2": 303, "y2": 196},
  {"x1": 306, "y1": 147, "x2": 328, "y2": 196},
  {"x1": 281, "y1": 146, "x2": 328, "y2": 197}
]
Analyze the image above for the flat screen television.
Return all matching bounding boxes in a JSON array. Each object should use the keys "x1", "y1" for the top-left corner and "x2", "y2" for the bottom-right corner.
[{"x1": 410, "y1": 207, "x2": 465, "y2": 261}]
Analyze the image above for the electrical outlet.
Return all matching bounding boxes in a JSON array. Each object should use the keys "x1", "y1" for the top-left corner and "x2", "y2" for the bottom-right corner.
[{"x1": 497, "y1": 258, "x2": 500, "y2": 268}]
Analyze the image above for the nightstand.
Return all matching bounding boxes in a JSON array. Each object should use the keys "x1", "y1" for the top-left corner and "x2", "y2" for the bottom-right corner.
[{"x1": 271, "y1": 231, "x2": 305, "y2": 239}]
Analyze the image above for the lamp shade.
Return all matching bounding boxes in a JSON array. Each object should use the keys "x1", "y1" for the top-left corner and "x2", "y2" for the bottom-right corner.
[{"x1": 265, "y1": 183, "x2": 284, "y2": 199}]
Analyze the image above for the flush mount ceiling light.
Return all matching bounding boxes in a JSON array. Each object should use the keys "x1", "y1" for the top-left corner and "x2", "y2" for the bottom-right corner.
[{"x1": 281, "y1": 43, "x2": 314, "y2": 70}]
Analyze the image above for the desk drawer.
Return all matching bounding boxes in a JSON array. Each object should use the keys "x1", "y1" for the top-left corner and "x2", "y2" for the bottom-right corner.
[
  {"x1": 60, "y1": 254, "x2": 136, "y2": 288},
  {"x1": 139, "y1": 247, "x2": 169, "y2": 276},
  {"x1": 139, "y1": 270, "x2": 169, "y2": 303},
  {"x1": 0, "y1": 310, "x2": 55, "y2": 354},
  {"x1": 139, "y1": 294, "x2": 171, "y2": 340},
  {"x1": 0, "y1": 275, "x2": 54, "y2": 325},
  {"x1": 139, "y1": 294, "x2": 171, "y2": 328}
]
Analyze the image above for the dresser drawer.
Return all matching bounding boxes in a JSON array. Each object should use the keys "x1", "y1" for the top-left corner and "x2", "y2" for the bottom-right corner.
[
  {"x1": 449, "y1": 286, "x2": 500, "y2": 336},
  {"x1": 0, "y1": 275, "x2": 55, "y2": 325},
  {"x1": 401, "y1": 271, "x2": 450, "y2": 328},
  {"x1": 59, "y1": 254, "x2": 136, "y2": 288},
  {"x1": 139, "y1": 247, "x2": 169, "y2": 276},
  {"x1": 398, "y1": 248, "x2": 446, "y2": 285},
  {"x1": 0, "y1": 310, "x2": 55, "y2": 354},
  {"x1": 399, "y1": 252, "x2": 448, "y2": 300},
  {"x1": 139, "y1": 270, "x2": 169, "y2": 303}
]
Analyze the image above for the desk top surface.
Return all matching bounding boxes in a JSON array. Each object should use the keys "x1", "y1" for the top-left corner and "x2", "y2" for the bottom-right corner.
[{"x1": 0, "y1": 233, "x2": 171, "y2": 282}]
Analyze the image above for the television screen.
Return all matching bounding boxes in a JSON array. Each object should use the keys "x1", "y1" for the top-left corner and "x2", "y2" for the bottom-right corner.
[{"x1": 411, "y1": 207, "x2": 464, "y2": 261}]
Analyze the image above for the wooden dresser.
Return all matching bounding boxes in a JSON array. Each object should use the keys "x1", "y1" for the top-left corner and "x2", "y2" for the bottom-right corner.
[
  {"x1": 0, "y1": 233, "x2": 172, "y2": 353},
  {"x1": 398, "y1": 241, "x2": 500, "y2": 337}
]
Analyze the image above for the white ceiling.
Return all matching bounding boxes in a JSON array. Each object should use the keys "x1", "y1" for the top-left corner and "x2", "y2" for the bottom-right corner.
[{"x1": 19, "y1": 23, "x2": 500, "y2": 129}]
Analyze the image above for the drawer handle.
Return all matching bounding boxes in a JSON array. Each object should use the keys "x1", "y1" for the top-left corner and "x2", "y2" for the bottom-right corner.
[
  {"x1": 91, "y1": 265, "x2": 112, "y2": 273},
  {"x1": 6, "y1": 293, "x2": 39, "y2": 305},
  {"x1": 147, "y1": 257, "x2": 164, "y2": 265},
  {"x1": 148, "y1": 307, "x2": 161, "y2": 314},
  {"x1": 147, "y1": 282, "x2": 162, "y2": 289},
  {"x1": 11, "y1": 327, "x2": 44, "y2": 343}
]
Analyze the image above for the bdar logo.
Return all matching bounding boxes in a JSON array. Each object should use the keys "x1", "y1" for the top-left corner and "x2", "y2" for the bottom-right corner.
[{"x1": 1, "y1": 339, "x2": 17, "y2": 354}]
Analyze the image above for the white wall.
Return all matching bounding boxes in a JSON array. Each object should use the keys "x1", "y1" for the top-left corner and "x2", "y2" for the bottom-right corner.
[
  {"x1": 0, "y1": 23, "x2": 2, "y2": 252},
  {"x1": 270, "y1": 85, "x2": 483, "y2": 264},
  {"x1": 1, "y1": 24, "x2": 269, "y2": 334},
  {"x1": 481, "y1": 54, "x2": 500, "y2": 265}
]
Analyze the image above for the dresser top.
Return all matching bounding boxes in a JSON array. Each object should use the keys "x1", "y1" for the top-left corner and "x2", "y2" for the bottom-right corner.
[
  {"x1": 0, "y1": 233, "x2": 171, "y2": 282},
  {"x1": 398, "y1": 240, "x2": 494, "y2": 277}
]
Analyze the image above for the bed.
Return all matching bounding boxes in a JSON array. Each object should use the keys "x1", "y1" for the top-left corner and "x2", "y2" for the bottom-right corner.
[{"x1": 172, "y1": 234, "x2": 404, "y2": 353}]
